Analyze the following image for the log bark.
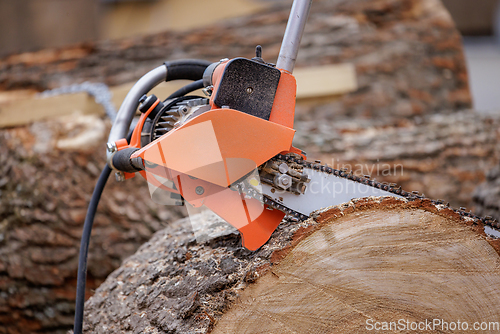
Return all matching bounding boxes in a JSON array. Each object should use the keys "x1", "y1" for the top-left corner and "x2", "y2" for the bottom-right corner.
[
  {"x1": 0, "y1": 117, "x2": 185, "y2": 334},
  {"x1": 0, "y1": 0, "x2": 470, "y2": 119},
  {"x1": 473, "y1": 165, "x2": 500, "y2": 222},
  {"x1": 83, "y1": 197, "x2": 500, "y2": 333}
]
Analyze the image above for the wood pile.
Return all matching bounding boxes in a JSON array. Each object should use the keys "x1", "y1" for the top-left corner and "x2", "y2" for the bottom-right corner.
[
  {"x1": 0, "y1": 0, "x2": 490, "y2": 333},
  {"x1": 0, "y1": 0, "x2": 470, "y2": 119}
]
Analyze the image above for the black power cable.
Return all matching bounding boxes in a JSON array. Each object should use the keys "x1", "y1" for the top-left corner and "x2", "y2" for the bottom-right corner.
[
  {"x1": 73, "y1": 131, "x2": 133, "y2": 334},
  {"x1": 73, "y1": 164, "x2": 111, "y2": 334}
]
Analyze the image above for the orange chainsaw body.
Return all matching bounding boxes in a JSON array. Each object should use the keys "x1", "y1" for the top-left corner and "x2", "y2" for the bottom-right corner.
[{"x1": 126, "y1": 64, "x2": 299, "y2": 250}]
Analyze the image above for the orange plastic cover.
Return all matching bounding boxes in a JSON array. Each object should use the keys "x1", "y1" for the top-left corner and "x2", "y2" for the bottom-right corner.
[
  {"x1": 132, "y1": 108, "x2": 295, "y2": 250},
  {"x1": 132, "y1": 108, "x2": 295, "y2": 187}
]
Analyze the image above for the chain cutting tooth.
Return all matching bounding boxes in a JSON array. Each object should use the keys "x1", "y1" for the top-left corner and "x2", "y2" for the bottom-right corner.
[{"x1": 166, "y1": 110, "x2": 181, "y2": 116}]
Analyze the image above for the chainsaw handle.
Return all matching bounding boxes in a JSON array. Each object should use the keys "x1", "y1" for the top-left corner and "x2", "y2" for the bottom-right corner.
[
  {"x1": 164, "y1": 59, "x2": 212, "y2": 82},
  {"x1": 276, "y1": 0, "x2": 312, "y2": 73},
  {"x1": 110, "y1": 147, "x2": 143, "y2": 173},
  {"x1": 107, "y1": 65, "x2": 166, "y2": 150}
]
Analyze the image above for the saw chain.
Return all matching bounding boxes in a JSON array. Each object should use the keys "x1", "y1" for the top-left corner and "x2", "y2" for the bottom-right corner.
[{"x1": 240, "y1": 153, "x2": 500, "y2": 234}]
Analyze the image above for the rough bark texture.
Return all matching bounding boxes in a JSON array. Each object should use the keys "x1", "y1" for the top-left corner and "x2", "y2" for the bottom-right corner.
[
  {"x1": 294, "y1": 110, "x2": 500, "y2": 209},
  {"x1": 473, "y1": 165, "x2": 500, "y2": 222},
  {"x1": 0, "y1": 115, "x2": 185, "y2": 334},
  {"x1": 0, "y1": 0, "x2": 470, "y2": 119},
  {"x1": 83, "y1": 197, "x2": 500, "y2": 333}
]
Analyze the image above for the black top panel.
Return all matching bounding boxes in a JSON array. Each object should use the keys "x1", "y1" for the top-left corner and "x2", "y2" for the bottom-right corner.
[{"x1": 213, "y1": 58, "x2": 281, "y2": 121}]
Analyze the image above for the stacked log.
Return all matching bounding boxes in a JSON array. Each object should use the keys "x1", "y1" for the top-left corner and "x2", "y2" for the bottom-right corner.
[{"x1": 294, "y1": 110, "x2": 500, "y2": 209}]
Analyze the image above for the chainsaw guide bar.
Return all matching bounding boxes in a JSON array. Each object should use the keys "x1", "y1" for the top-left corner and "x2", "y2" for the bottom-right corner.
[{"x1": 248, "y1": 153, "x2": 500, "y2": 237}]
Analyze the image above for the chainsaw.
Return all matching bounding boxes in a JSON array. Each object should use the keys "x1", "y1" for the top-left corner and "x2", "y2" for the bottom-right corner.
[{"x1": 73, "y1": 0, "x2": 499, "y2": 332}]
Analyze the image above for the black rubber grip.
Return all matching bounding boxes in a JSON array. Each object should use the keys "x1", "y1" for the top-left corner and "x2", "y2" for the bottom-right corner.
[
  {"x1": 111, "y1": 148, "x2": 141, "y2": 173},
  {"x1": 164, "y1": 59, "x2": 212, "y2": 82}
]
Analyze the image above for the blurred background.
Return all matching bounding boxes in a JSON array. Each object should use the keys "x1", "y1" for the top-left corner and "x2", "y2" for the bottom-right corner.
[
  {"x1": 442, "y1": 0, "x2": 500, "y2": 111},
  {"x1": 0, "y1": 0, "x2": 264, "y2": 51},
  {"x1": 2, "y1": 0, "x2": 500, "y2": 110},
  {"x1": 1, "y1": 0, "x2": 500, "y2": 333}
]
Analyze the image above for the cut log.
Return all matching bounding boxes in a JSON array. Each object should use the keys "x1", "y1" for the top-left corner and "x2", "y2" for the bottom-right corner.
[{"x1": 83, "y1": 197, "x2": 500, "y2": 333}]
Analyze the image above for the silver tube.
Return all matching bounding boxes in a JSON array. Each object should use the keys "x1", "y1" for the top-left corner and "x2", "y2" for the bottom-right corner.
[
  {"x1": 276, "y1": 0, "x2": 312, "y2": 73},
  {"x1": 107, "y1": 65, "x2": 167, "y2": 153}
]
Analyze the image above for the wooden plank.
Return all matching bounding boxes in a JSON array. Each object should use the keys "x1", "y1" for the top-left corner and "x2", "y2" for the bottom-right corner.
[
  {"x1": 0, "y1": 64, "x2": 356, "y2": 128},
  {"x1": 0, "y1": 93, "x2": 104, "y2": 128},
  {"x1": 294, "y1": 63, "x2": 357, "y2": 99}
]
